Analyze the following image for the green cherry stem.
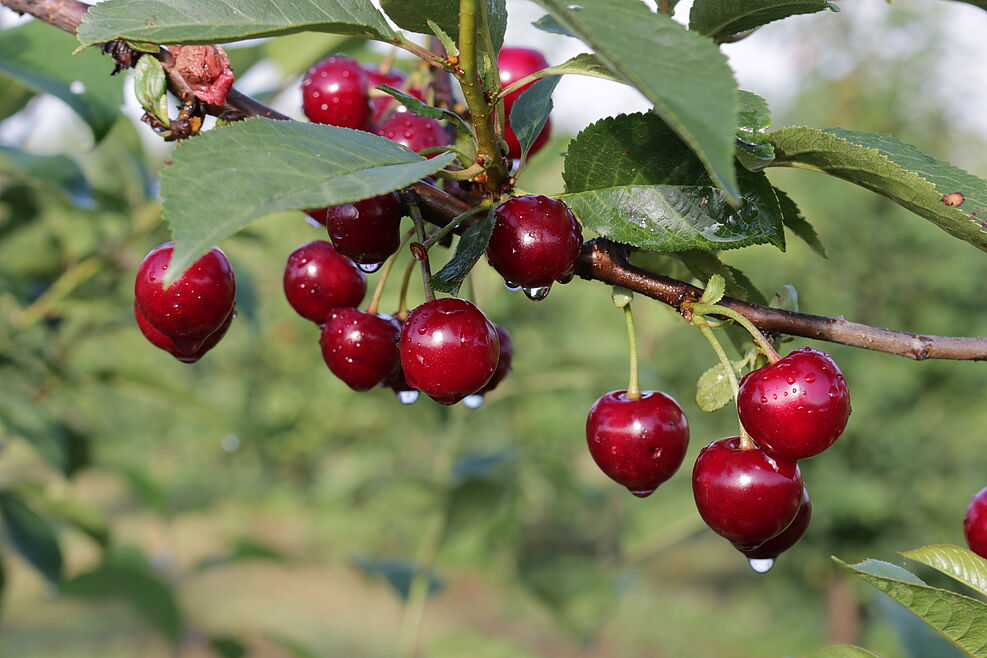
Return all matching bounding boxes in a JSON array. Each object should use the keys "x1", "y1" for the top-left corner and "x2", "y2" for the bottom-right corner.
[
  {"x1": 404, "y1": 192, "x2": 436, "y2": 303},
  {"x1": 623, "y1": 303, "x2": 641, "y2": 400},
  {"x1": 396, "y1": 255, "x2": 418, "y2": 320},
  {"x1": 412, "y1": 204, "x2": 487, "y2": 255},
  {"x1": 366, "y1": 227, "x2": 416, "y2": 316},
  {"x1": 694, "y1": 314, "x2": 756, "y2": 450},
  {"x1": 691, "y1": 302, "x2": 782, "y2": 364}
]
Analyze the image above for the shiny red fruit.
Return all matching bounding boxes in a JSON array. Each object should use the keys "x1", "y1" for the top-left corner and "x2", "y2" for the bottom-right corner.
[
  {"x1": 487, "y1": 195, "x2": 583, "y2": 289},
  {"x1": 302, "y1": 55, "x2": 370, "y2": 129},
  {"x1": 498, "y1": 47, "x2": 552, "y2": 159},
  {"x1": 692, "y1": 437, "x2": 803, "y2": 549},
  {"x1": 320, "y1": 309, "x2": 400, "y2": 392},
  {"x1": 283, "y1": 241, "x2": 367, "y2": 324},
  {"x1": 477, "y1": 324, "x2": 514, "y2": 395},
  {"x1": 377, "y1": 113, "x2": 450, "y2": 157},
  {"x1": 134, "y1": 242, "x2": 236, "y2": 352},
  {"x1": 364, "y1": 67, "x2": 424, "y2": 126},
  {"x1": 324, "y1": 192, "x2": 404, "y2": 265},
  {"x1": 586, "y1": 390, "x2": 689, "y2": 497},
  {"x1": 399, "y1": 298, "x2": 499, "y2": 405},
  {"x1": 738, "y1": 347, "x2": 851, "y2": 461},
  {"x1": 135, "y1": 302, "x2": 232, "y2": 363},
  {"x1": 737, "y1": 486, "x2": 811, "y2": 560},
  {"x1": 965, "y1": 487, "x2": 987, "y2": 559}
]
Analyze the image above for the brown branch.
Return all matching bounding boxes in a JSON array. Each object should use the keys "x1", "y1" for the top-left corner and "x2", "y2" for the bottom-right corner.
[{"x1": 6, "y1": 0, "x2": 987, "y2": 362}]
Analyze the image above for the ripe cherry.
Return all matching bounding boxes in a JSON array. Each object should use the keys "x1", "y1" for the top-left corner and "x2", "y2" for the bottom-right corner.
[
  {"x1": 692, "y1": 437, "x2": 803, "y2": 549},
  {"x1": 738, "y1": 347, "x2": 851, "y2": 461},
  {"x1": 134, "y1": 242, "x2": 236, "y2": 352},
  {"x1": 737, "y1": 486, "x2": 811, "y2": 566},
  {"x1": 498, "y1": 47, "x2": 552, "y2": 159},
  {"x1": 135, "y1": 302, "x2": 233, "y2": 363},
  {"x1": 486, "y1": 195, "x2": 583, "y2": 290},
  {"x1": 379, "y1": 316, "x2": 419, "y2": 404},
  {"x1": 283, "y1": 240, "x2": 367, "y2": 324},
  {"x1": 965, "y1": 487, "x2": 987, "y2": 559},
  {"x1": 302, "y1": 54, "x2": 370, "y2": 129},
  {"x1": 323, "y1": 192, "x2": 404, "y2": 265},
  {"x1": 477, "y1": 324, "x2": 514, "y2": 395},
  {"x1": 320, "y1": 309, "x2": 400, "y2": 392},
  {"x1": 364, "y1": 67, "x2": 423, "y2": 126},
  {"x1": 377, "y1": 113, "x2": 450, "y2": 157},
  {"x1": 399, "y1": 298, "x2": 499, "y2": 405},
  {"x1": 586, "y1": 390, "x2": 689, "y2": 497}
]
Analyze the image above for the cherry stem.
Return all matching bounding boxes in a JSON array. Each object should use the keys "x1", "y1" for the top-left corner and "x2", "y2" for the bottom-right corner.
[
  {"x1": 692, "y1": 302, "x2": 782, "y2": 364},
  {"x1": 694, "y1": 315, "x2": 756, "y2": 450},
  {"x1": 403, "y1": 191, "x2": 435, "y2": 302},
  {"x1": 366, "y1": 227, "x2": 416, "y2": 316},
  {"x1": 413, "y1": 204, "x2": 486, "y2": 254},
  {"x1": 378, "y1": 48, "x2": 397, "y2": 75},
  {"x1": 396, "y1": 256, "x2": 418, "y2": 319},
  {"x1": 660, "y1": 0, "x2": 671, "y2": 14},
  {"x1": 623, "y1": 303, "x2": 642, "y2": 400}
]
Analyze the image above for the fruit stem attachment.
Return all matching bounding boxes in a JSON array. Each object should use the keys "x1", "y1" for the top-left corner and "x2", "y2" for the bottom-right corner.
[
  {"x1": 694, "y1": 315, "x2": 756, "y2": 450},
  {"x1": 623, "y1": 303, "x2": 641, "y2": 400},
  {"x1": 366, "y1": 228, "x2": 416, "y2": 316},
  {"x1": 402, "y1": 189, "x2": 435, "y2": 302},
  {"x1": 692, "y1": 302, "x2": 782, "y2": 364}
]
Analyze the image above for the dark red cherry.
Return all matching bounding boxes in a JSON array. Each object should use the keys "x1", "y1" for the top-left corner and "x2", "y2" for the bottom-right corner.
[
  {"x1": 134, "y1": 242, "x2": 235, "y2": 352},
  {"x1": 364, "y1": 67, "x2": 424, "y2": 126},
  {"x1": 283, "y1": 240, "x2": 367, "y2": 324},
  {"x1": 965, "y1": 487, "x2": 987, "y2": 559},
  {"x1": 302, "y1": 54, "x2": 370, "y2": 129},
  {"x1": 498, "y1": 47, "x2": 552, "y2": 159},
  {"x1": 135, "y1": 302, "x2": 233, "y2": 363},
  {"x1": 377, "y1": 113, "x2": 450, "y2": 158},
  {"x1": 738, "y1": 347, "x2": 851, "y2": 461},
  {"x1": 477, "y1": 324, "x2": 514, "y2": 395},
  {"x1": 323, "y1": 192, "x2": 404, "y2": 265},
  {"x1": 399, "y1": 298, "x2": 499, "y2": 405},
  {"x1": 737, "y1": 486, "x2": 811, "y2": 562},
  {"x1": 692, "y1": 437, "x2": 803, "y2": 549},
  {"x1": 320, "y1": 309, "x2": 400, "y2": 392},
  {"x1": 586, "y1": 390, "x2": 689, "y2": 497},
  {"x1": 487, "y1": 195, "x2": 583, "y2": 289}
]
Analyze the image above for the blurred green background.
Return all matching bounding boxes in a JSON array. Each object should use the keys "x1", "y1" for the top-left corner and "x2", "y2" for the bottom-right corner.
[{"x1": 0, "y1": 1, "x2": 985, "y2": 657}]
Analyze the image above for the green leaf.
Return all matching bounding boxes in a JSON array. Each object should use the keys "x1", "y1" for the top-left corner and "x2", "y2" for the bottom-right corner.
[
  {"x1": 699, "y1": 274, "x2": 726, "y2": 305},
  {"x1": 0, "y1": 20, "x2": 123, "y2": 141},
  {"x1": 0, "y1": 146, "x2": 90, "y2": 205},
  {"x1": 775, "y1": 186, "x2": 826, "y2": 257},
  {"x1": 736, "y1": 90, "x2": 775, "y2": 168},
  {"x1": 696, "y1": 363, "x2": 733, "y2": 412},
  {"x1": 431, "y1": 208, "x2": 495, "y2": 295},
  {"x1": 689, "y1": 0, "x2": 837, "y2": 41},
  {"x1": 532, "y1": 14, "x2": 572, "y2": 36},
  {"x1": 209, "y1": 636, "x2": 247, "y2": 658},
  {"x1": 376, "y1": 84, "x2": 472, "y2": 136},
  {"x1": 950, "y1": 0, "x2": 987, "y2": 9},
  {"x1": 539, "y1": 53, "x2": 624, "y2": 84},
  {"x1": 160, "y1": 118, "x2": 455, "y2": 284},
  {"x1": 352, "y1": 556, "x2": 443, "y2": 601},
  {"x1": 0, "y1": 76, "x2": 33, "y2": 122},
  {"x1": 836, "y1": 557, "x2": 987, "y2": 657},
  {"x1": 133, "y1": 54, "x2": 169, "y2": 126},
  {"x1": 427, "y1": 20, "x2": 458, "y2": 58},
  {"x1": 196, "y1": 537, "x2": 288, "y2": 572},
  {"x1": 509, "y1": 77, "x2": 559, "y2": 165},
  {"x1": 532, "y1": 0, "x2": 740, "y2": 203},
  {"x1": 0, "y1": 393, "x2": 75, "y2": 474},
  {"x1": 77, "y1": 0, "x2": 395, "y2": 46},
  {"x1": 380, "y1": 0, "x2": 507, "y2": 53},
  {"x1": 902, "y1": 544, "x2": 987, "y2": 599},
  {"x1": 768, "y1": 127, "x2": 987, "y2": 252},
  {"x1": 0, "y1": 492, "x2": 63, "y2": 586},
  {"x1": 33, "y1": 495, "x2": 110, "y2": 548},
  {"x1": 814, "y1": 646, "x2": 881, "y2": 658}
]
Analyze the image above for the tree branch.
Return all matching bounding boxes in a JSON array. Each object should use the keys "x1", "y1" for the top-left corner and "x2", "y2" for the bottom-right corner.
[{"x1": 5, "y1": 0, "x2": 986, "y2": 362}]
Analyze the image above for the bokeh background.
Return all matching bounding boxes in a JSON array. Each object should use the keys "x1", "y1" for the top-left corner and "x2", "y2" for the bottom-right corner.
[{"x1": 1, "y1": 1, "x2": 986, "y2": 656}]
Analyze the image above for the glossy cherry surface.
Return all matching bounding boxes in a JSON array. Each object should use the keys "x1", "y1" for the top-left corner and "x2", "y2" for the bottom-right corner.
[
  {"x1": 302, "y1": 54, "x2": 370, "y2": 129},
  {"x1": 324, "y1": 192, "x2": 404, "y2": 265},
  {"x1": 377, "y1": 113, "x2": 450, "y2": 157},
  {"x1": 487, "y1": 195, "x2": 583, "y2": 288},
  {"x1": 738, "y1": 347, "x2": 851, "y2": 461},
  {"x1": 737, "y1": 486, "x2": 811, "y2": 559},
  {"x1": 586, "y1": 390, "x2": 689, "y2": 497},
  {"x1": 399, "y1": 298, "x2": 499, "y2": 405},
  {"x1": 135, "y1": 303, "x2": 233, "y2": 363},
  {"x1": 283, "y1": 240, "x2": 367, "y2": 324},
  {"x1": 364, "y1": 67, "x2": 423, "y2": 126},
  {"x1": 498, "y1": 47, "x2": 552, "y2": 158},
  {"x1": 134, "y1": 242, "x2": 235, "y2": 351},
  {"x1": 692, "y1": 437, "x2": 803, "y2": 549},
  {"x1": 965, "y1": 487, "x2": 987, "y2": 559},
  {"x1": 320, "y1": 309, "x2": 400, "y2": 392},
  {"x1": 478, "y1": 324, "x2": 514, "y2": 395}
]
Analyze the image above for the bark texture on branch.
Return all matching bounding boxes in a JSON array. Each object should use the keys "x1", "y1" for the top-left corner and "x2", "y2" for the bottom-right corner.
[{"x1": 3, "y1": 0, "x2": 986, "y2": 362}]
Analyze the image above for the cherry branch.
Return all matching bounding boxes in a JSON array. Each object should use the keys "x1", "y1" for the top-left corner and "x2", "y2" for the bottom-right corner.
[{"x1": 4, "y1": 0, "x2": 986, "y2": 362}]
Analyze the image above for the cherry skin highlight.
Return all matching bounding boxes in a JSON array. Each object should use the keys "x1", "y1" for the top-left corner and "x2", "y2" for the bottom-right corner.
[
  {"x1": 965, "y1": 487, "x2": 987, "y2": 559},
  {"x1": 692, "y1": 437, "x2": 803, "y2": 549},
  {"x1": 399, "y1": 298, "x2": 499, "y2": 405},
  {"x1": 324, "y1": 192, "x2": 404, "y2": 265},
  {"x1": 320, "y1": 309, "x2": 400, "y2": 392},
  {"x1": 498, "y1": 47, "x2": 552, "y2": 158},
  {"x1": 377, "y1": 113, "x2": 450, "y2": 157},
  {"x1": 738, "y1": 347, "x2": 851, "y2": 461},
  {"x1": 283, "y1": 240, "x2": 367, "y2": 325},
  {"x1": 487, "y1": 195, "x2": 583, "y2": 289},
  {"x1": 737, "y1": 486, "x2": 812, "y2": 560},
  {"x1": 586, "y1": 390, "x2": 689, "y2": 497},
  {"x1": 302, "y1": 54, "x2": 370, "y2": 129},
  {"x1": 477, "y1": 324, "x2": 514, "y2": 395}
]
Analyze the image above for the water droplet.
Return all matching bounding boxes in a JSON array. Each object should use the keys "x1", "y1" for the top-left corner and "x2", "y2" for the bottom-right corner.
[
  {"x1": 804, "y1": 374, "x2": 816, "y2": 383},
  {"x1": 557, "y1": 272, "x2": 574, "y2": 284},
  {"x1": 748, "y1": 558, "x2": 775, "y2": 574},
  {"x1": 396, "y1": 390, "x2": 419, "y2": 405},
  {"x1": 522, "y1": 286, "x2": 551, "y2": 301},
  {"x1": 628, "y1": 487, "x2": 656, "y2": 498},
  {"x1": 786, "y1": 377, "x2": 796, "y2": 385},
  {"x1": 358, "y1": 262, "x2": 383, "y2": 273},
  {"x1": 504, "y1": 280, "x2": 521, "y2": 291},
  {"x1": 462, "y1": 394, "x2": 484, "y2": 409}
]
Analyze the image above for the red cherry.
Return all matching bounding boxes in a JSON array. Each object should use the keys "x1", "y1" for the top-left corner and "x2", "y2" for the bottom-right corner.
[
  {"x1": 323, "y1": 192, "x2": 404, "y2": 265},
  {"x1": 399, "y1": 298, "x2": 499, "y2": 405},
  {"x1": 586, "y1": 390, "x2": 689, "y2": 497},
  {"x1": 377, "y1": 113, "x2": 450, "y2": 158},
  {"x1": 477, "y1": 324, "x2": 514, "y2": 395},
  {"x1": 320, "y1": 309, "x2": 400, "y2": 392},
  {"x1": 738, "y1": 347, "x2": 851, "y2": 461},
  {"x1": 135, "y1": 302, "x2": 233, "y2": 363},
  {"x1": 692, "y1": 437, "x2": 803, "y2": 549},
  {"x1": 283, "y1": 240, "x2": 367, "y2": 325},
  {"x1": 737, "y1": 486, "x2": 811, "y2": 562},
  {"x1": 486, "y1": 195, "x2": 583, "y2": 289},
  {"x1": 302, "y1": 54, "x2": 370, "y2": 129},
  {"x1": 498, "y1": 47, "x2": 552, "y2": 159},
  {"x1": 364, "y1": 67, "x2": 424, "y2": 126},
  {"x1": 378, "y1": 316, "x2": 420, "y2": 404},
  {"x1": 965, "y1": 487, "x2": 987, "y2": 559},
  {"x1": 134, "y1": 242, "x2": 235, "y2": 352}
]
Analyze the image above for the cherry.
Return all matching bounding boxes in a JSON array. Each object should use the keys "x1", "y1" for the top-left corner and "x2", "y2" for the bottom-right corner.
[
  {"x1": 283, "y1": 240, "x2": 367, "y2": 324},
  {"x1": 302, "y1": 54, "x2": 370, "y2": 129},
  {"x1": 134, "y1": 242, "x2": 236, "y2": 352},
  {"x1": 323, "y1": 192, "x2": 404, "y2": 265},
  {"x1": 377, "y1": 113, "x2": 450, "y2": 158},
  {"x1": 399, "y1": 297, "x2": 499, "y2": 405},
  {"x1": 586, "y1": 390, "x2": 689, "y2": 497},
  {"x1": 477, "y1": 324, "x2": 514, "y2": 395},
  {"x1": 737, "y1": 486, "x2": 811, "y2": 563},
  {"x1": 486, "y1": 195, "x2": 583, "y2": 289},
  {"x1": 135, "y1": 302, "x2": 232, "y2": 363},
  {"x1": 738, "y1": 347, "x2": 851, "y2": 461},
  {"x1": 378, "y1": 316, "x2": 419, "y2": 404},
  {"x1": 320, "y1": 308, "x2": 400, "y2": 392},
  {"x1": 692, "y1": 437, "x2": 803, "y2": 549},
  {"x1": 965, "y1": 487, "x2": 987, "y2": 559},
  {"x1": 364, "y1": 67, "x2": 423, "y2": 126},
  {"x1": 498, "y1": 47, "x2": 552, "y2": 159}
]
